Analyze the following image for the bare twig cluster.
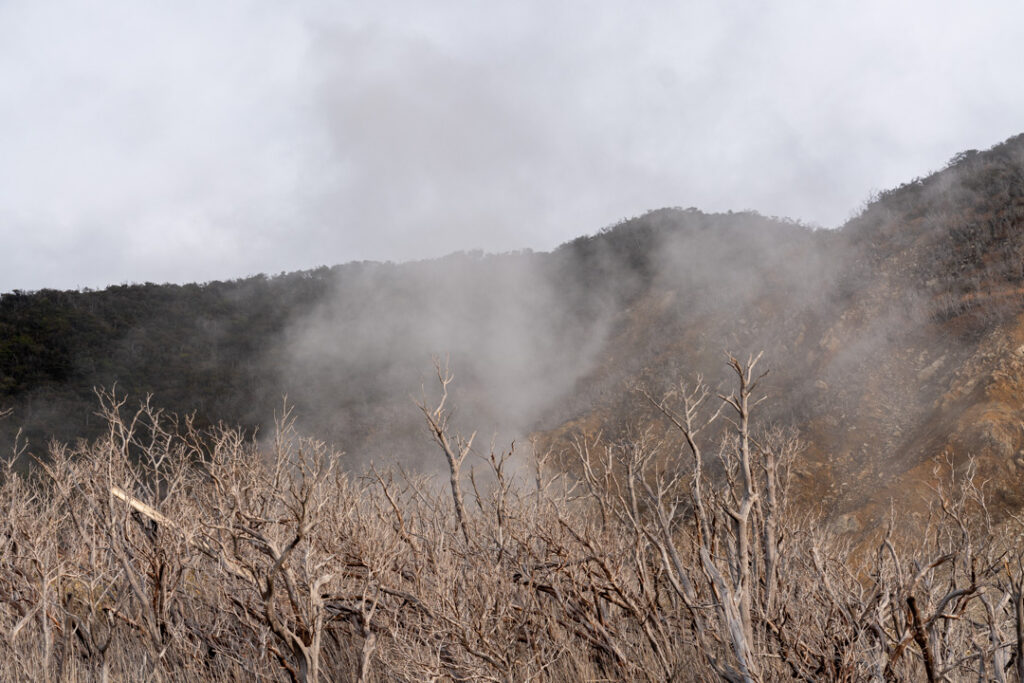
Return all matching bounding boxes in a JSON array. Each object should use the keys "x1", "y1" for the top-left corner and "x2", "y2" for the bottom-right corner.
[{"x1": 0, "y1": 358, "x2": 1021, "y2": 681}]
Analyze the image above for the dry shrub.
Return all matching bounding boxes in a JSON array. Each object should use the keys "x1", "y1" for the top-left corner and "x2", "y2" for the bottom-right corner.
[{"x1": 0, "y1": 360, "x2": 1022, "y2": 682}]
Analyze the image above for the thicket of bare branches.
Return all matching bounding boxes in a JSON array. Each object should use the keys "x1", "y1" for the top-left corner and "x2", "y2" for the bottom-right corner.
[{"x1": 1, "y1": 357, "x2": 1023, "y2": 682}]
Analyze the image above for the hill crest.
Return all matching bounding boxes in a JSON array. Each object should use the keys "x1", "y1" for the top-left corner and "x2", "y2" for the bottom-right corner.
[{"x1": 4, "y1": 134, "x2": 1024, "y2": 525}]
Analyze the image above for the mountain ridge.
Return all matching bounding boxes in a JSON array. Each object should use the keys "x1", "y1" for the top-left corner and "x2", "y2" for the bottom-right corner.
[{"x1": 4, "y1": 134, "x2": 1024, "y2": 526}]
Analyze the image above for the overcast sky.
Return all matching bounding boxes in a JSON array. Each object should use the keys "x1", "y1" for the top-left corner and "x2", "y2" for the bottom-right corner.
[{"x1": 2, "y1": 1, "x2": 1023, "y2": 292}]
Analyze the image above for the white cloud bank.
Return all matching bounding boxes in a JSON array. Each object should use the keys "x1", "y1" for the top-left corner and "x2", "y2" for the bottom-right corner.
[{"x1": 1, "y1": 0, "x2": 1023, "y2": 290}]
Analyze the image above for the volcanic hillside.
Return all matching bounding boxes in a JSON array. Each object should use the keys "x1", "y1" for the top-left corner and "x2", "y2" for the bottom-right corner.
[
  {"x1": 3, "y1": 135, "x2": 1024, "y2": 525},
  {"x1": 541, "y1": 135, "x2": 1024, "y2": 529}
]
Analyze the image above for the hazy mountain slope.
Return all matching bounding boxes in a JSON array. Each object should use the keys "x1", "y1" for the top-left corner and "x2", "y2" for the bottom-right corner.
[
  {"x1": 3, "y1": 134, "x2": 1024, "y2": 525},
  {"x1": 539, "y1": 133, "x2": 1024, "y2": 526},
  {"x1": 0, "y1": 208, "x2": 804, "y2": 469}
]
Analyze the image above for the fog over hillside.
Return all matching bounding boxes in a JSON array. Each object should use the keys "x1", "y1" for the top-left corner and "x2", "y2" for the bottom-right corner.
[
  {"x1": 3, "y1": 135, "x2": 1024, "y2": 526},
  {"x1": 276, "y1": 209, "x2": 822, "y2": 468}
]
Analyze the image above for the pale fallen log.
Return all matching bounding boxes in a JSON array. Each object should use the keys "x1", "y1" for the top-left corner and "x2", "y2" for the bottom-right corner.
[{"x1": 110, "y1": 485, "x2": 172, "y2": 528}]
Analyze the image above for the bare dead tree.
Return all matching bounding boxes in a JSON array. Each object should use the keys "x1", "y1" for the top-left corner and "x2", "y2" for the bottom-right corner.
[
  {"x1": 0, "y1": 357, "x2": 1023, "y2": 681},
  {"x1": 417, "y1": 356, "x2": 474, "y2": 545}
]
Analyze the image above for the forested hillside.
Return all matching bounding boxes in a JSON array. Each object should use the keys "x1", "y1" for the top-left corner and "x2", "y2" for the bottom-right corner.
[
  {"x1": 0, "y1": 209, "x2": 810, "y2": 468},
  {"x1": 0, "y1": 272, "x2": 331, "y2": 447},
  {"x1": 3, "y1": 133, "x2": 1024, "y2": 518}
]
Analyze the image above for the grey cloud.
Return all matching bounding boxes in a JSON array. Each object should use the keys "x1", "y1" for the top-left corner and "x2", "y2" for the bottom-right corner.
[{"x1": 2, "y1": 1, "x2": 1024, "y2": 291}]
